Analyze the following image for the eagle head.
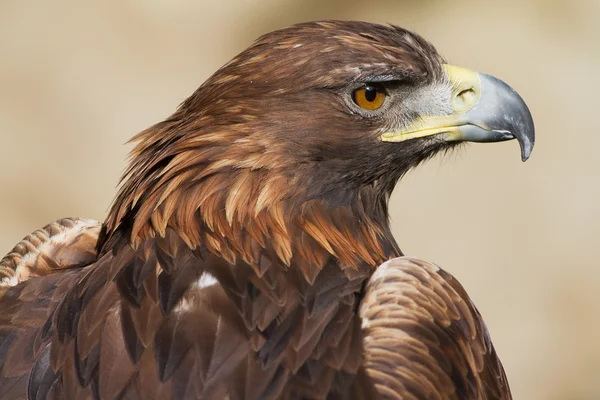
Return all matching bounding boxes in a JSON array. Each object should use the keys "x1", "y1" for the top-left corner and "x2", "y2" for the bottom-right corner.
[{"x1": 102, "y1": 21, "x2": 534, "y2": 272}]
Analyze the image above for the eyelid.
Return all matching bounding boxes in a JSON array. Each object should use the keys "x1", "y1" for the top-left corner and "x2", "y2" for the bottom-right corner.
[
  {"x1": 356, "y1": 82, "x2": 387, "y2": 93},
  {"x1": 355, "y1": 73, "x2": 399, "y2": 82}
]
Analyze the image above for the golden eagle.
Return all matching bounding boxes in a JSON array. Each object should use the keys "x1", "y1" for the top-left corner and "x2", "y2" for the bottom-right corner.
[{"x1": 0, "y1": 21, "x2": 534, "y2": 399}]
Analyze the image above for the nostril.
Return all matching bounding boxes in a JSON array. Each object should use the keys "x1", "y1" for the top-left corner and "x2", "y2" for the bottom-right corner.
[
  {"x1": 458, "y1": 88, "x2": 476, "y2": 99},
  {"x1": 455, "y1": 88, "x2": 477, "y2": 109}
]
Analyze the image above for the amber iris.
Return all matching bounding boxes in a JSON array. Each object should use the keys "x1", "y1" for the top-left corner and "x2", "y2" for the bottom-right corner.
[{"x1": 352, "y1": 84, "x2": 386, "y2": 110}]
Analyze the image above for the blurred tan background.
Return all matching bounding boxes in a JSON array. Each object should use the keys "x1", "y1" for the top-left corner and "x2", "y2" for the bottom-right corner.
[{"x1": 1, "y1": 1, "x2": 598, "y2": 399}]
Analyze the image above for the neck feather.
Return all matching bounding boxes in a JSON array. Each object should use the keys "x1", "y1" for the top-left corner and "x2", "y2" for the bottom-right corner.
[{"x1": 100, "y1": 120, "x2": 400, "y2": 278}]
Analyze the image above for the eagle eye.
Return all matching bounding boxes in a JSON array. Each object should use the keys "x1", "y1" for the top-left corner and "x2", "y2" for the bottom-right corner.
[{"x1": 352, "y1": 83, "x2": 386, "y2": 110}]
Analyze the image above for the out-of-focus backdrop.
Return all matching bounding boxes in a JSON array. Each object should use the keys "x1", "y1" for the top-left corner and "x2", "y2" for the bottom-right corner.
[{"x1": 1, "y1": 1, "x2": 597, "y2": 398}]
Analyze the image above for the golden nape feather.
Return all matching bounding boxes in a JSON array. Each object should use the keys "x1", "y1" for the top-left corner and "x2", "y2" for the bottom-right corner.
[{"x1": 0, "y1": 21, "x2": 533, "y2": 399}]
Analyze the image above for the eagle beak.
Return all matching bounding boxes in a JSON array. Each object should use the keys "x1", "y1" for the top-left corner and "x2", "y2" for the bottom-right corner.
[{"x1": 381, "y1": 64, "x2": 535, "y2": 161}]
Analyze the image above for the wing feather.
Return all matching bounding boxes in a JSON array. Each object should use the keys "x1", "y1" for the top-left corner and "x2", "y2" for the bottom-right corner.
[
  {"x1": 359, "y1": 257, "x2": 511, "y2": 400},
  {"x1": 0, "y1": 218, "x2": 100, "y2": 289}
]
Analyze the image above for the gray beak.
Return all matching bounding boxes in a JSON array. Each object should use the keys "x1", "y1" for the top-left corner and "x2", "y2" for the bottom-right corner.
[{"x1": 462, "y1": 73, "x2": 535, "y2": 161}]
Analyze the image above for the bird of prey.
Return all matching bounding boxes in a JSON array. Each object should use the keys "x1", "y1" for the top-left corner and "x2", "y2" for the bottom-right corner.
[{"x1": 0, "y1": 21, "x2": 534, "y2": 400}]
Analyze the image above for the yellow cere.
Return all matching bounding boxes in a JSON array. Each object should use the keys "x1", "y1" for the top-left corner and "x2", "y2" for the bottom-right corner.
[{"x1": 443, "y1": 64, "x2": 482, "y2": 114}]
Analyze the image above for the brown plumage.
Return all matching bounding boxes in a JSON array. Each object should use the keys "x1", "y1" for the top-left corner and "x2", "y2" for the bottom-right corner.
[
  {"x1": 360, "y1": 258, "x2": 510, "y2": 400},
  {"x1": 0, "y1": 21, "x2": 533, "y2": 399},
  {"x1": 0, "y1": 218, "x2": 101, "y2": 291}
]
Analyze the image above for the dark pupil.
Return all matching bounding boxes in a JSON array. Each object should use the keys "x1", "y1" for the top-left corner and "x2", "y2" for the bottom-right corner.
[{"x1": 364, "y1": 86, "x2": 377, "y2": 102}]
